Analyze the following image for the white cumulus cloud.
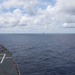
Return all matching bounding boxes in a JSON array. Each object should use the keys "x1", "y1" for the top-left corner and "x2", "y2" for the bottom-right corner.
[{"x1": 0, "y1": 0, "x2": 75, "y2": 33}]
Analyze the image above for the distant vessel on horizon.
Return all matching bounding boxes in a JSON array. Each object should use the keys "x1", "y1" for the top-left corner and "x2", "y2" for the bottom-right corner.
[{"x1": 43, "y1": 32, "x2": 45, "y2": 34}]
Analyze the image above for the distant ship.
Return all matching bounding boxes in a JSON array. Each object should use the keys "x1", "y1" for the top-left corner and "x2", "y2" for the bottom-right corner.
[
  {"x1": 0, "y1": 45, "x2": 20, "y2": 75},
  {"x1": 43, "y1": 32, "x2": 45, "y2": 34}
]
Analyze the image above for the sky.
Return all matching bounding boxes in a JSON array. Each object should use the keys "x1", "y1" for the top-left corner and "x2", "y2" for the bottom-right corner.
[{"x1": 0, "y1": 0, "x2": 75, "y2": 33}]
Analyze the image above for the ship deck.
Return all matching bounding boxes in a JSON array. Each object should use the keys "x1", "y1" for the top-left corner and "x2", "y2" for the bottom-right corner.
[{"x1": 0, "y1": 45, "x2": 20, "y2": 75}]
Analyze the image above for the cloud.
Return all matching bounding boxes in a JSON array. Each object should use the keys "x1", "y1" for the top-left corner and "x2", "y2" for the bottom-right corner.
[
  {"x1": 56, "y1": 0, "x2": 75, "y2": 14},
  {"x1": 63, "y1": 23, "x2": 75, "y2": 28},
  {"x1": 0, "y1": 0, "x2": 75, "y2": 33},
  {"x1": 0, "y1": 8, "x2": 21, "y2": 28},
  {"x1": 0, "y1": 0, "x2": 21, "y2": 9},
  {"x1": 53, "y1": 0, "x2": 75, "y2": 28},
  {"x1": 23, "y1": 0, "x2": 38, "y2": 15},
  {"x1": 0, "y1": 0, "x2": 37, "y2": 15}
]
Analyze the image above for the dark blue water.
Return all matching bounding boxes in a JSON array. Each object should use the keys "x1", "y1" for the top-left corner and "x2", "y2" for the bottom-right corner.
[{"x1": 0, "y1": 34, "x2": 75, "y2": 75}]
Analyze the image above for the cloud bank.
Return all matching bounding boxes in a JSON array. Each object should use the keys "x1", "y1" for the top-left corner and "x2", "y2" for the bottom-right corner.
[{"x1": 0, "y1": 0, "x2": 75, "y2": 33}]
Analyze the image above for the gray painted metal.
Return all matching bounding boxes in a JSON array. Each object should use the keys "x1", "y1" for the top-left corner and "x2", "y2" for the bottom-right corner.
[{"x1": 0, "y1": 45, "x2": 20, "y2": 75}]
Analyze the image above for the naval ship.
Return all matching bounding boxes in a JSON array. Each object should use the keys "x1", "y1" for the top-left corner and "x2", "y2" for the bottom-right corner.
[{"x1": 0, "y1": 45, "x2": 20, "y2": 75}]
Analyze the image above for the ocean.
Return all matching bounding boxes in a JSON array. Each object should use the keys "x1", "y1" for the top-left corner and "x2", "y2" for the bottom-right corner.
[{"x1": 0, "y1": 34, "x2": 75, "y2": 75}]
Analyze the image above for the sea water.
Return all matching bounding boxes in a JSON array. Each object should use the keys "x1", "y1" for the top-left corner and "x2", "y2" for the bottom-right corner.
[{"x1": 0, "y1": 34, "x2": 75, "y2": 75}]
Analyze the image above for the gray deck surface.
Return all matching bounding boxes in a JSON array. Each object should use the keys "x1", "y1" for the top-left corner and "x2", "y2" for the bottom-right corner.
[{"x1": 0, "y1": 45, "x2": 20, "y2": 75}]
